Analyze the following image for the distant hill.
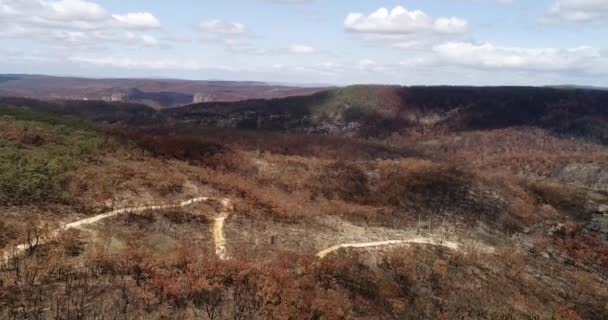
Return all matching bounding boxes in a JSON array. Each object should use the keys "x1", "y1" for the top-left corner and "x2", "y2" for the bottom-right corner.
[
  {"x1": 4, "y1": 84, "x2": 608, "y2": 144},
  {"x1": 547, "y1": 85, "x2": 608, "y2": 91},
  {"x1": 0, "y1": 74, "x2": 327, "y2": 109},
  {"x1": 166, "y1": 85, "x2": 608, "y2": 142}
]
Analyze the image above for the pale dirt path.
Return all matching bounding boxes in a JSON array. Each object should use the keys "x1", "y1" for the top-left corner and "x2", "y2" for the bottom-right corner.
[
  {"x1": 316, "y1": 237, "x2": 461, "y2": 258},
  {"x1": 2, "y1": 196, "x2": 233, "y2": 263},
  {"x1": 213, "y1": 198, "x2": 233, "y2": 260}
]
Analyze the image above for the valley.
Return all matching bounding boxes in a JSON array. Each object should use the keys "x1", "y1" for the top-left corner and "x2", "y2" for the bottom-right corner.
[{"x1": 1, "y1": 86, "x2": 608, "y2": 319}]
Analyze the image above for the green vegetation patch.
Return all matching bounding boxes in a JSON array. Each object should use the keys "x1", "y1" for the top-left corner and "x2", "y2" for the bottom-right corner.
[
  {"x1": 0, "y1": 105, "x2": 107, "y2": 206},
  {"x1": 311, "y1": 86, "x2": 380, "y2": 122}
]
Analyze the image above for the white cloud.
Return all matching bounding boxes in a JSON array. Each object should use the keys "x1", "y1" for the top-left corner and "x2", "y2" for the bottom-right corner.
[
  {"x1": 57, "y1": 50, "x2": 608, "y2": 86},
  {"x1": 433, "y1": 17, "x2": 468, "y2": 34},
  {"x1": 0, "y1": 3, "x2": 18, "y2": 15},
  {"x1": 399, "y1": 56, "x2": 437, "y2": 68},
  {"x1": 48, "y1": 0, "x2": 108, "y2": 20},
  {"x1": 195, "y1": 19, "x2": 268, "y2": 54},
  {"x1": 197, "y1": 20, "x2": 248, "y2": 35},
  {"x1": 357, "y1": 59, "x2": 380, "y2": 71},
  {"x1": 547, "y1": 0, "x2": 608, "y2": 22},
  {"x1": 51, "y1": 30, "x2": 91, "y2": 44},
  {"x1": 433, "y1": 42, "x2": 607, "y2": 74},
  {"x1": 286, "y1": 44, "x2": 316, "y2": 54},
  {"x1": 344, "y1": 6, "x2": 468, "y2": 34},
  {"x1": 0, "y1": 0, "x2": 161, "y2": 47},
  {"x1": 125, "y1": 32, "x2": 159, "y2": 46},
  {"x1": 112, "y1": 12, "x2": 160, "y2": 29},
  {"x1": 69, "y1": 56, "x2": 204, "y2": 70}
]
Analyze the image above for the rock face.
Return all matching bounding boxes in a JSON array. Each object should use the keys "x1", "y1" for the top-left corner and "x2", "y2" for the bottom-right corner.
[
  {"x1": 588, "y1": 214, "x2": 608, "y2": 236},
  {"x1": 554, "y1": 164, "x2": 608, "y2": 192}
]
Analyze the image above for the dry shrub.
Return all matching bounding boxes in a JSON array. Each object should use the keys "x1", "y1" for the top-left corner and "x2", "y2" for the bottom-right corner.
[
  {"x1": 246, "y1": 187, "x2": 310, "y2": 223},
  {"x1": 314, "y1": 161, "x2": 369, "y2": 202},
  {"x1": 382, "y1": 248, "x2": 418, "y2": 296},
  {"x1": 373, "y1": 159, "x2": 438, "y2": 208},
  {"x1": 144, "y1": 173, "x2": 185, "y2": 197},
  {"x1": 126, "y1": 210, "x2": 157, "y2": 225},
  {"x1": 2, "y1": 235, "x2": 607, "y2": 320},
  {"x1": 0, "y1": 220, "x2": 20, "y2": 250},
  {"x1": 551, "y1": 224, "x2": 608, "y2": 275},
  {"x1": 318, "y1": 199, "x2": 397, "y2": 226},
  {"x1": 58, "y1": 228, "x2": 86, "y2": 257},
  {"x1": 525, "y1": 180, "x2": 590, "y2": 220},
  {"x1": 372, "y1": 160, "x2": 510, "y2": 227},
  {"x1": 175, "y1": 127, "x2": 415, "y2": 161},
  {"x1": 478, "y1": 174, "x2": 568, "y2": 230},
  {"x1": 432, "y1": 258, "x2": 449, "y2": 281},
  {"x1": 194, "y1": 167, "x2": 309, "y2": 223},
  {"x1": 161, "y1": 210, "x2": 210, "y2": 225},
  {"x1": 401, "y1": 127, "x2": 608, "y2": 179},
  {"x1": 0, "y1": 120, "x2": 54, "y2": 146},
  {"x1": 495, "y1": 247, "x2": 527, "y2": 279},
  {"x1": 108, "y1": 128, "x2": 237, "y2": 170}
]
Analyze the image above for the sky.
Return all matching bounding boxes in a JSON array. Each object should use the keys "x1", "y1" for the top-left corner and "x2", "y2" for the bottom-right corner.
[{"x1": 1, "y1": 0, "x2": 608, "y2": 86}]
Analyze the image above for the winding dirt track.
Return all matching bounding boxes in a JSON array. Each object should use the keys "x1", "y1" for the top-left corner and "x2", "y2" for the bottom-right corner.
[
  {"x1": 3, "y1": 194, "x2": 491, "y2": 264},
  {"x1": 316, "y1": 238, "x2": 461, "y2": 258},
  {"x1": 212, "y1": 198, "x2": 233, "y2": 260},
  {"x1": 2, "y1": 196, "x2": 233, "y2": 263}
]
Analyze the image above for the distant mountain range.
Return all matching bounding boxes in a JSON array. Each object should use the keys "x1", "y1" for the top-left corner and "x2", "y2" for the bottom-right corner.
[{"x1": 0, "y1": 74, "x2": 327, "y2": 109}]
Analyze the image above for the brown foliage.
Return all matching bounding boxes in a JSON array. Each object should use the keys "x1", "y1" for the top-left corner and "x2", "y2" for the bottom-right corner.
[
  {"x1": 525, "y1": 180, "x2": 590, "y2": 220},
  {"x1": 107, "y1": 128, "x2": 236, "y2": 169},
  {"x1": 551, "y1": 223, "x2": 608, "y2": 275},
  {"x1": 314, "y1": 161, "x2": 370, "y2": 202}
]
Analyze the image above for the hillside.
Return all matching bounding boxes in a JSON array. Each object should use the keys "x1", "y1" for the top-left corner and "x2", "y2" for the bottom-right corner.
[
  {"x1": 2, "y1": 88, "x2": 608, "y2": 319},
  {"x1": 167, "y1": 85, "x2": 608, "y2": 142},
  {"x1": 8, "y1": 85, "x2": 608, "y2": 143}
]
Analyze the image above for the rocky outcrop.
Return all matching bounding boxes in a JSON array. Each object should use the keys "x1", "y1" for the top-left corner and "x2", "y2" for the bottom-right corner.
[{"x1": 554, "y1": 163, "x2": 608, "y2": 192}]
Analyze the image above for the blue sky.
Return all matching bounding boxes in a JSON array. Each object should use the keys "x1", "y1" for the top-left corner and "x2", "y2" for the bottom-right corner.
[{"x1": 1, "y1": 0, "x2": 608, "y2": 85}]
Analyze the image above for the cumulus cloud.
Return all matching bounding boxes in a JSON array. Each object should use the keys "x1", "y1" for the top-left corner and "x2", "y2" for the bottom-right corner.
[
  {"x1": 433, "y1": 17, "x2": 469, "y2": 34},
  {"x1": 195, "y1": 19, "x2": 267, "y2": 54},
  {"x1": 344, "y1": 6, "x2": 468, "y2": 35},
  {"x1": 112, "y1": 12, "x2": 161, "y2": 28},
  {"x1": 49, "y1": 0, "x2": 108, "y2": 20},
  {"x1": 0, "y1": 0, "x2": 161, "y2": 48},
  {"x1": 547, "y1": 0, "x2": 608, "y2": 22},
  {"x1": 433, "y1": 42, "x2": 607, "y2": 74},
  {"x1": 0, "y1": 0, "x2": 160, "y2": 29}
]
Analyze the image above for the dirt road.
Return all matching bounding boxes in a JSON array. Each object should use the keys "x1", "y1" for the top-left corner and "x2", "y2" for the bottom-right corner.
[
  {"x1": 2, "y1": 196, "x2": 233, "y2": 263},
  {"x1": 316, "y1": 237, "x2": 461, "y2": 258},
  {"x1": 213, "y1": 198, "x2": 233, "y2": 260}
]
